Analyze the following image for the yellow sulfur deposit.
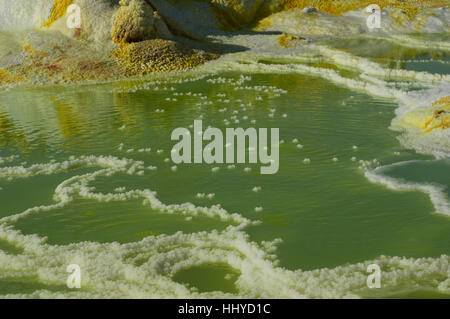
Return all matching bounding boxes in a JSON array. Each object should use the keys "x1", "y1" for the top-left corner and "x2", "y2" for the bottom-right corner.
[
  {"x1": 423, "y1": 97, "x2": 450, "y2": 133},
  {"x1": 423, "y1": 109, "x2": 450, "y2": 133},
  {"x1": 112, "y1": 0, "x2": 155, "y2": 44},
  {"x1": 113, "y1": 39, "x2": 219, "y2": 75},
  {"x1": 43, "y1": 0, "x2": 74, "y2": 28},
  {"x1": 401, "y1": 96, "x2": 450, "y2": 134},
  {"x1": 278, "y1": 32, "x2": 305, "y2": 47},
  {"x1": 432, "y1": 96, "x2": 450, "y2": 106},
  {"x1": 0, "y1": 36, "x2": 219, "y2": 85},
  {"x1": 2, "y1": 0, "x2": 446, "y2": 86}
]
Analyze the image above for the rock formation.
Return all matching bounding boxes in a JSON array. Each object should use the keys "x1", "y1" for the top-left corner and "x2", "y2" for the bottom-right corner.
[{"x1": 112, "y1": 0, "x2": 155, "y2": 43}]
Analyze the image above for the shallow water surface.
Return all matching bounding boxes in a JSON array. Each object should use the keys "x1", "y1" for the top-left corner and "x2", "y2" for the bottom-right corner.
[{"x1": 0, "y1": 71, "x2": 448, "y2": 298}]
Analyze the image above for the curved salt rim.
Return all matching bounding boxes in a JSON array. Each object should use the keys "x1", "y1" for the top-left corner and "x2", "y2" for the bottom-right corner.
[
  {"x1": 203, "y1": 56, "x2": 408, "y2": 101},
  {"x1": 364, "y1": 161, "x2": 450, "y2": 216},
  {"x1": 0, "y1": 155, "x2": 252, "y2": 226},
  {"x1": 0, "y1": 154, "x2": 447, "y2": 297},
  {"x1": 0, "y1": 219, "x2": 448, "y2": 298},
  {"x1": 0, "y1": 129, "x2": 448, "y2": 298},
  {"x1": 397, "y1": 130, "x2": 450, "y2": 159},
  {"x1": 310, "y1": 45, "x2": 450, "y2": 83}
]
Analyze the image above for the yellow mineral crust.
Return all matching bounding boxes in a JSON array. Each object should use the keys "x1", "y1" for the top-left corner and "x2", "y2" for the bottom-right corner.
[
  {"x1": 0, "y1": 69, "x2": 29, "y2": 86},
  {"x1": 401, "y1": 96, "x2": 450, "y2": 134},
  {"x1": 423, "y1": 109, "x2": 450, "y2": 133},
  {"x1": 112, "y1": 0, "x2": 155, "y2": 44},
  {"x1": 6, "y1": 0, "x2": 445, "y2": 86},
  {"x1": 0, "y1": 41, "x2": 125, "y2": 86},
  {"x1": 423, "y1": 97, "x2": 450, "y2": 133},
  {"x1": 432, "y1": 96, "x2": 450, "y2": 106},
  {"x1": 43, "y1": 0, "x2": 74, "y2": 28},
  {"x1": 112, "y1": 39, "x2": 219, "y2": 75}
]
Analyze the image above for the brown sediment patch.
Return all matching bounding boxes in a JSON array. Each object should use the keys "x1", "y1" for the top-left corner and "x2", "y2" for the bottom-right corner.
[
  {"x1": 423, "y1": 109, "x2": 450, "y2": 133},
  {"x1": 43, "y1": 0, "x2": 74, "y2": 28},
  {"x1": 60, "y1": 60, "x2": 122, "y2": 82},
  {"x1": 112, "y1": 39, "x2": 220, "y2": 75},
  {"x1": 282, "y1": 0, "x2": 448, "y2": 19},
  {"x1": 23, "y1": 44, "x2": 50, "y2": 62},
  {"x1": 0, "y1": 41, "x2": 124, "y2": 85},
  {"x1": 1, "y1": 39, "x2": 219, "y2": 86}
]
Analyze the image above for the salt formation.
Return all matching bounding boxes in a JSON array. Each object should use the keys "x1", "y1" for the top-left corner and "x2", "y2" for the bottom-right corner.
[
  {"x1": 2, "y1": 0, "x2": 446, "y2": 85},
  {"x1": 365, "y1": 162, "x2": 450, "y2": 216},
  {"x1": 401, "y1": 96, "x2": 450, "y2": 134},
  {"x1": 0, "y1": 71, "x2": 449, "y2": 298},
  {"x1": 112, "y1": 0, "x2": 155, "y2": 43},
  {"x1": 112, "y1": 39, "x2": 219, "y2": 74}
]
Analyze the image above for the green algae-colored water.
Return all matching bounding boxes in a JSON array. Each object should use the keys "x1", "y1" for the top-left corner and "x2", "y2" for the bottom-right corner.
[{"x1": 0, "y1": 70, "x2": 448, "y2": 298}]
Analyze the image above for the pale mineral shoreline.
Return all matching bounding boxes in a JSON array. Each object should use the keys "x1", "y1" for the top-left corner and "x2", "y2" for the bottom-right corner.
[{"x1": 0, "y1": 0, "x2": 449, "y2": 87}]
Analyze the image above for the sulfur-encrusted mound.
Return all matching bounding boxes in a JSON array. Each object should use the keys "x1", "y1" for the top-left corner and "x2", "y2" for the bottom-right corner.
[
  {"x1": 400, "y1": 96, "x2": 450, "y2": 134},
  {"x1": 423, "y1": 109, "x2": 450, "y2": 133},
  {"x1": 112, "y1": 0, "x2": 155, "y2": 43},
  {"x1": 43, "y1": 0, "x2": 74, "y2": 28},
  {"x1": 1, "y1": 0, "x2": 448, "y2": 86},
  {"x1": 113, "y1": 39, "x2": 220, "y2": 74},
  {"x1": 423, "y1": 97, "x2": 450, "y2": 133}
]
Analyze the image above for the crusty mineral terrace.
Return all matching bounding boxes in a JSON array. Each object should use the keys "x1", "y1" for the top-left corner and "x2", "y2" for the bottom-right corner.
[{"x1": 0, "y1": 0, "x2": 448, "y2": 87}]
